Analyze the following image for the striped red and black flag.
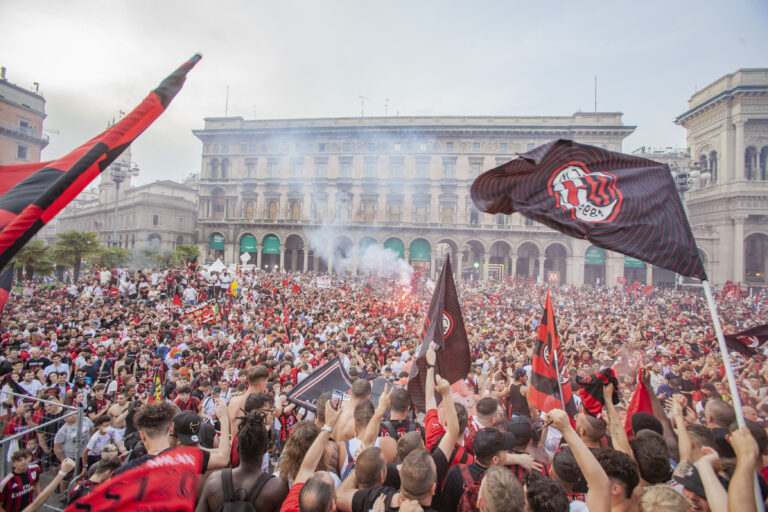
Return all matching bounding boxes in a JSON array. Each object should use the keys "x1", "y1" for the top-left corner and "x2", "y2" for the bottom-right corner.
[
  {"x1": 530, "y1": 290, "x2": 578, "y2": 418},
  {"x1": 0, "y1": 263, "x2": 13, "y2": 313},
  {"x1": 724, "y1": 323, "x2": 768, "y2": 358},
  {"x1": 576, "y1": 368, "x2": 620, "y2": 417},
  {"x1": 0, "y1": 54, "x2": 201, "y2": 271},
  {"x1": 285, "y1": 357, "x2": 353, "y2": 413},
  {"x1": 408, "y1": 255, "x2": 471, "y2": 411},
  {"x1": 471, "y1": 139, "x2": 706, "y2": 280}
]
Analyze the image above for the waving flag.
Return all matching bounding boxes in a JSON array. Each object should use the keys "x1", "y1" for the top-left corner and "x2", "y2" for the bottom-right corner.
[
  {"x1": 724, "y1": 324, "x2": 768, "y2": 358},
  {"x1": 408, "y1": 256, "x2": 471, "y2": 411},
  {"x1": 530, "y1": 290, "x2": 577, "y2": 418},
  {"x1": 148, "y1": 369, "x2": 163, "y2": 402},
  {"x1": 471, "y1": 139, "x2": 706, "y2": 279},
  {"x1": 0, "y1": 54, "x2": 201, "y2": 271},
  {"x1": 286, "y1": 357, "x2": 352, "y2": 413},
  {"x1": 624, "y1": 371, "x2": 654, "y2": 437},
  {"x1": 0, "y1": 264, "x2": 13, "y2": 313},
  {"x1": 576, "y1": 368, "x2": 620, "y2": 417}
]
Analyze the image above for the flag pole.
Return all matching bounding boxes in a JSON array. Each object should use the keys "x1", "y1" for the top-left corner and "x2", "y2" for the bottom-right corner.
[
  {"x1": 553, "y1": 349, "x2": 568, "y2": 413},
  {"x1": 702, "y1": 279, "x2": 765, "y2": 512}
]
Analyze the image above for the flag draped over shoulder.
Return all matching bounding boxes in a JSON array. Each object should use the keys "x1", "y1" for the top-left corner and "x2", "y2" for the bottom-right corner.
[
  {"x1": 471, "y1": 139, "x2": 706, "y2": 279},
  {"x1": 286, "y1": 357, "x2": 352, "y2": 413},
  {"x1": 0, "y1": 264, "x2": 13, "y2": 313},
  {"x1": 63, "y1": 446, "x2": 202, "y2": 512},
  {"x1": 529, "y1": 290, "x2": 578, "y2": 418},
  {"x1": 724, "y1": 324, "x2": 768, "y2": 358},
  {"x1": 0, "y1": 54, "x2": 201, "y2": 271},
  {"x1": 408, "y1": 256, "x2": 471, "y2": 411}
]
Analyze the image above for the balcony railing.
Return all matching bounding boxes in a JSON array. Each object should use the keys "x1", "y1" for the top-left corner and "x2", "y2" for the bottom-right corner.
[{"x1": 0, "y1": 120, "x2": 49, "y2": 148}]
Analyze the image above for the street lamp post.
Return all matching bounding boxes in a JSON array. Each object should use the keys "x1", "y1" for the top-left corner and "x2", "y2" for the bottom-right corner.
[{"x1": 109, "y1": 161, "x2": 140, "y2": 248}]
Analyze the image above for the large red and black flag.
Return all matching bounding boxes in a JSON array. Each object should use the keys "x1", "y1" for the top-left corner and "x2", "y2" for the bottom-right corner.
[
  {"x1": 576, "y1": 367, "x2": 620, "y2": 417},
  {"x1": 471, "y1": 139, "x2": 706, "y2": 279},
  {"x1": 286, "y1": 357, "x2": 353, "y2": 413},
  {"x1": 724, "y1": 324, "x2": 768, "y2": 358},
  {"x1": 0, "y1": 263, "x2": 13, "y2": 313},
  {"x1": 0, "y1": 54, "x2": 201, "y2": 271},
  {"x1": 530, "y1": 290, "x2": 578, "y2": 418},
  {"x1": 408, "y1": 255, "x2": 471, "y2": 411}
]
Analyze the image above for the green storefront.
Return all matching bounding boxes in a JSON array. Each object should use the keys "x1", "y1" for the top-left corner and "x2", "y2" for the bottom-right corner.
[{"x1": 383, "y1": 238, "x2": 405, "y2": 260}]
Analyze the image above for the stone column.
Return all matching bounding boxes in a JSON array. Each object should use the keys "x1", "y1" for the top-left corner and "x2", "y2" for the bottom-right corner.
[
  {"x1": 538, "y1": 257, "x2": 545, "y2": 283},
  {"x1": 405, "y1": 248, "x2": 410, "y2": 266},
  {"x1": 303, "y1": 250, "x2": 308, "y2": 272},
  {"x1": 568, "y1": 255, "x2": 585, "y2": 286},
  {"x1": 327, "y1": 239, "x2": 334, "y2": 275},
  {"x1": 734, "y1": 120, "x2": 746, "y2": 182},
  {"x1": 256, "y1": 243, "x2": 262, "y2": 269},
  {"x1": 606, "y1": 253, "x2": 624, "y2": 286},
  {"x1": 733, "y1": 215, "x2": 746, "y2": 282},
  {"x1": 352, "y1": 245, "x2": 359, "y2": 275},
  {"x1": 279, "y1": 245, "x2": 286, "y2": 272},
  {"x1": 482, "y1": 254, "x2": 491, "y2": 281},
  {"x1": 291, "y1": 248, "x2": 298, "y2": 270},
  {"x1": 509, "y1": 253, "x2": 518, "y2": 280},
  {"x1": 457, "y1": 251, "x2": 464, "y2": 282}
]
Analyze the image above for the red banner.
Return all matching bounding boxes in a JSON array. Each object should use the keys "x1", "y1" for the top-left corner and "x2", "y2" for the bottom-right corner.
[{"x1": 65, "y1": 447, "x2": 203, "y2": 511}]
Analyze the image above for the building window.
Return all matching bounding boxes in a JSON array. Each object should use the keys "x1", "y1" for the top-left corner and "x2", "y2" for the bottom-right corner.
[
  {"x1": 365, "y1": 158, "x2": 377, "y2": 178},
  {"x1": 318, "y1": 143, "x2": 326, "y2": 152},
  {"x1": 394, "y1": 143, "x2": 401, "y2": 152},
  {"x1": 336, "y1": 197, "x2": 351, "y2": 222},
  {"x1": 440, "y1": 204, "x2": 454, "y2": 225},
  {"x1": 294, "y1": 142, "x2": 302, "y2": 152},
  {"x1": 527, "y1": 143, "x2": 535, "y2": 151},
  {"x1": 269, "y1": 161, "x2": 280, "y2": 178},
  {"x1": 414, "y1": 205, "x2": 428, "y2": 224},
  {"x1": 525, "y1": 217, "x2": 534, "y2": 226},
  {"x1": 244, "y1": 200, "x2": 255, "y2": 219},
  {"x1": 292, "y1": 161, "x2": 303, "y2": 178},
  {"x1": 367, "y1": 142, "x2": 376, "y2": 152},
  {"x1": 709, "y1": 151, "x2": 718, "y2": 184},
  {"x1": 340, "y1": 161, "x2": 352, "y2": 178},
  {"x1": 444, "y1": 162, "x2": 455, "y2": 178},
  {"x1": 249, "y1": 144, "x2": 256, "y2": 153},
  {"x1": 390, "y1": 160, "x2": 403, "y2": 179},
  {"x1": 387, "y1": 202, "x2": 402, "y2": 223},
  {"x1": 267, "y1": 200, "x2": 278, "y2": 220},
  {"x1": 471, "y1": 162, "x2": 482, "y2": 178},
  {"x1": 343, "y1": 142, "x2": 351, "y2": 152},
  {"x1": 153, "y1": 215, "x2": 159, "y2": 226},
  {"x1": 363, "y1": 201, "x2": 376, "y2": 223},
  {"x1": 18, "y1": 119, "x2": 30, "y2": 130},
  {"x1": 221, "y1": 159, "x2": 230, "y2": 179},
  {"x1": 416, "y1": 158, "x2": 429, "y2": 179},
  {"x1": 16, "y1": 145, "x2": 28, "y2": 160},
  {"x1": 290, "y1": 200, "x2": 301, "y2": 221},
  {"x1": 469, "y1": 208, "x2": 479, "y2": 225},
  {"x1": 496, "y1": 214, "x2": 506, "y2": 226},
  {"x1": 446, "y1": 142, "x2": 454, "y2": 152},
  {"x1": 316, "y1": 162, "x2": 327, "y2": 178},
  {"x1": 222, "y1": 145, "x2": 229, "y2": 153},
  {"x1": 759, "y1": 147, "x2": 768, "y2": 181},
  {"x1": 472, "y1": 142, "x2": 480, "y2": 152},
  {"x1": 213, "y1": 144, "x2": 219, "y2": 153},
  {"x1": 247, "y1": 164, "x2": 256, "y2": 178},
  {"x1": 177, "y1": 217, "x2": 183, "y2": 228},
  {"x1": 499, "y1": 142, "x2": 508, "y2": 152},
  {"x1": 313, "y1": 199, "x2": 327, "y2": 221},
  {"x1": 419, "y1": 143, "x2": 427, "y2": 152}
]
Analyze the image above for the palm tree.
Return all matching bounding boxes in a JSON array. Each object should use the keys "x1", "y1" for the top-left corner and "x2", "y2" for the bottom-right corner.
[
  {"x1": 12, "y1": 240, "x2": 54, "y2": 280},
  {"x1": 52, "y1": 231, "x2": 102, "y2": 282},
  {"x1": 90, "y1": 247, "x2": 132, "y2": 269}
]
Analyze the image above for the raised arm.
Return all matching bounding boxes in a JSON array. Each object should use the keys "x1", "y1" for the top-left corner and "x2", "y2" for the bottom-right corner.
[
  {"x1": 641, "y1": 368, "x2": 679, "y2": 461},
  {"x1": 693, "y1": 447, "x2": 728, "y2": 512},
  {"x1": 435, "y1": 374, "x2": 459, "y2": 460},
  {"x1": 603, "y1": 383, "x2": 631, "y2": 455},
  {"x1": 424, "y1": 345, "x2": 437, "y2": 411},
  {"x1": 22, "y1": 458, "x2": 75, "y2": 512},
  {"x1": 548, "y1": 409, "x2": 610, "y2": 512},
  {"x1": 205, "y1": 399, "x2": 231, "y2": 471},
  {"x1": 669, "y1": 399, "x2": 691, "y2": 463},
  {"x1": 362, "y1": 385, "x2": 391, "y2": 448},
  {"x1": 295, "y1": 401, "x2": 341, "y2": 484},
  {"x1": 728, "y1": 426, "x2": 760, "y2": 512}
]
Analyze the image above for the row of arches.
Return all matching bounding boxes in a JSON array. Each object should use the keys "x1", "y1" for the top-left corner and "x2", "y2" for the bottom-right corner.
[{"x1": 745, "y1": 146, "x2": 768, "y2": 181}]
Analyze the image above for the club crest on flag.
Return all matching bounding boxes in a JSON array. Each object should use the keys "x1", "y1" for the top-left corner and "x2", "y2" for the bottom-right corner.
[
  {"x1": 548, "y1": 162, "x2": 622, "y2": 223},
  {"x1": 442, "y1": 311, "x2": 453, "y2": 337}
]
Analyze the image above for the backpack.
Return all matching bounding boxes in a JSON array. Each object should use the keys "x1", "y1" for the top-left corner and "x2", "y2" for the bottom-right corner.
[
  {"x1": 456, "y1": 464, "x2": 484, "y2": 512},
  {"x1": 216, "y1": 468, "x2": 272, "y2": 512}
]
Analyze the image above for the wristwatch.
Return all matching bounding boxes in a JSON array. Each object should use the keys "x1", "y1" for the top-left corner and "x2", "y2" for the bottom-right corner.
[
  {"x1": 427, "y1": 363, "x2": 435, "y2": 369},
  {"x1": 321, "y1": 424, "x2": 333, "y2": 434}
]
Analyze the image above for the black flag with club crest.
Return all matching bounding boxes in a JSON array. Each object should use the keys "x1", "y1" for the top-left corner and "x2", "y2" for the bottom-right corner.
[
  {"x1": 407, "y1": 255, "x2": 471, "y2": 411},
  {"x1": 724, "y1": 324, "x2": 768, "y2": 358},
  {"x1": 471, "y1": 139, "x2": 706, "y2": 279},
  {"x1": 286, "y1": 357, "x2": 353, "y2": 413}
]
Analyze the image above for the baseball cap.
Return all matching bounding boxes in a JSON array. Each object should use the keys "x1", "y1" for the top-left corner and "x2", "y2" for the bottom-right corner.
[
  {"x1": 674, "y1": 462, "x2": 729, "y2": 498},
  {"x1": 473, "y1": 427, "x2": 516, "y2": 459},
  {"x1": 172, "y1": 411, "x2": 203, "y2": 446},
  {"x1": 506, "y1": 416, "x2": 534, "y2": 446}
]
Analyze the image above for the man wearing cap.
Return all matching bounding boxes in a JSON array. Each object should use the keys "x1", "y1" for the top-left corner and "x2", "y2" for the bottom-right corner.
[{"x1": 439, "y1": 427, "x2": 517, "y2": 512}]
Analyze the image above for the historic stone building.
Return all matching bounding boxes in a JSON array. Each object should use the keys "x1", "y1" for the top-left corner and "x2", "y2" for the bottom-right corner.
[
  {"x1": 55, "y1": 150, "x2": 198, "y2": 253},
  {"x1": 192, "y1": 113, "x2": 660, "y2": 285},
  {"x1": 0, "y1": 68, "x2": 47, "y2": 166},
  {"x1": 676, "y1": 68, "x2": 768, "y2": 288}
]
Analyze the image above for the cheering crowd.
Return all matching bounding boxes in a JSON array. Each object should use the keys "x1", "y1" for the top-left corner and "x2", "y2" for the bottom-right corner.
[{"x1": 1, "y1": 262, "x2": 768, "y2": 512}]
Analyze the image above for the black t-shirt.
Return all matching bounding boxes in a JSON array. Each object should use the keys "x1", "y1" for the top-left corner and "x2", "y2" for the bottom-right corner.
[
  {"x1": 440, "y1": 462, "x2": 486, "y2": 512},
  {"x1": 113, "y1": 447, "x2": 210, "y2": 476},
  {"x1": 351, "y1": 449, "x2": 449, "y2": 512},
  {"x1": 26, "y1": 357, "x2": 51, "y2": 371},
  {"x1": 383, "y1": 462, "x2": 401, "y2": 490}
]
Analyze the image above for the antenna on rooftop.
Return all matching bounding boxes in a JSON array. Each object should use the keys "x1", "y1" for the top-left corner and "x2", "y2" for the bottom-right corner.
[
  {"x1": 594, "y1": 75, "x2": 597, "y2": 112},
  {"x1": 359, "y1": 96, "x2": 370, "y2": 117}
]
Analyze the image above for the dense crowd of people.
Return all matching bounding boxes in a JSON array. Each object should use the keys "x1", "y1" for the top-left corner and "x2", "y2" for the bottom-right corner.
[{"x1": 1, "y1": 261, "x2": 768, "y2": 512}]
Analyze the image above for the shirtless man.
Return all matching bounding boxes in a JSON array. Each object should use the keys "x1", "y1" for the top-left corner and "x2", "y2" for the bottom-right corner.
[
  {"x1": 106, "y1": 391, "x2": 131, "y2": 440},
  {"x1": 227, "y1": 366, "x2": 269, "y2": 438}
]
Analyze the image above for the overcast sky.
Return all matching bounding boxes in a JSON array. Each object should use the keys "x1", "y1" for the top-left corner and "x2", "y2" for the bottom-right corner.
[{"x1": 2, "y1": 0, "x2": 766, "y2": 186}]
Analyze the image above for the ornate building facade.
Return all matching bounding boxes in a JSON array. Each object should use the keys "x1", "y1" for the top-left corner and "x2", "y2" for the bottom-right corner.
[
  {"x1": 676, "y1": 68, "x2": 768, "y2": 287},
  {"x1": 0, "y1": 68, "x2": 47, "y2": 166},
  {"x1": 193, "y1": 113, "x2": 656, "y2": 285}
]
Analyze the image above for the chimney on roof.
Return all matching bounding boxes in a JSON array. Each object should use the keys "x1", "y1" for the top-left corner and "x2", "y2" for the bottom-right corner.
[{"x1": 0, "y1": 67, "x2": 6, "y2": 81}]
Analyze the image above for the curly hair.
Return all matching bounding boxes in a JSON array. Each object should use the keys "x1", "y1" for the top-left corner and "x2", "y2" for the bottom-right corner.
[
  {"x1": 594, "y1": 448, "x2": 640, "y2": 499},
  {"x1": 524, "y1": 472, "x2": 569, "y2": 512},
  {"x1": 277, "y1": 421, "x2": 320, "y2": 483}
]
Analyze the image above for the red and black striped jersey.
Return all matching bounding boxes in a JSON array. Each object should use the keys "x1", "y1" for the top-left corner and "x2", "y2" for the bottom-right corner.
[{"x1": 0, "y1": 464, "x2": 40, "y2": 512}]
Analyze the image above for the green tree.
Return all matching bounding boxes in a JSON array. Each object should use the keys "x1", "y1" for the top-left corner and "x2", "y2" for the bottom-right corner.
[
  {"x1": 173, "y1": 244, "x2": 200, "y2": 265},
  {"x1": 12, "y1": 240, "x2": 54, "y2": 280},
  {"x1": 52, "y1": 231, "x2": 102, "y2": 282},
  {"x1": 91, "y1": 247, "x2": 132, "y2": 269},
  {"x1": 141, "y1": 248, "x2": 177, "y2": 267}
]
